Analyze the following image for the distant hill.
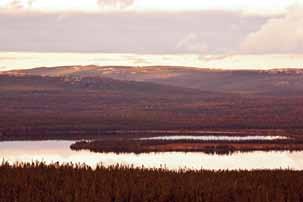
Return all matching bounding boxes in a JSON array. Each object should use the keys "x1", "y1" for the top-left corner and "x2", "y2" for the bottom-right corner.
[
  {"x1": 0, "y1": 73, "x2": 204, "y2": 97},
  {"x1": 1, "y1": 73, "x2": 303, "y2": 140},
  {"x1": 5, "y1": 66, "x2": 303, "y2": 95}
]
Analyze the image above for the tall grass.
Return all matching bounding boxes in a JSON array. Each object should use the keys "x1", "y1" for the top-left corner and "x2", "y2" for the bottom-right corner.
[{"x1": 1, "y1": 162, "x2": 303, "y2": 202}]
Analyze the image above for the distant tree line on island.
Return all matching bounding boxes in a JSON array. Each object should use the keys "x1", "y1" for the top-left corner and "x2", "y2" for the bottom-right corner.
[{"x1": 70, "y1": 138, "x2": 303, "y2": 154}]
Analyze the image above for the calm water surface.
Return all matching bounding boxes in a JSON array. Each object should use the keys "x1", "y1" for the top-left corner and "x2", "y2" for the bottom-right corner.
[
  {"x1": 1, "y1": 140, "x2": 303, "y2": 170},
  {"x1": 140, "y1": 135, "x2": 288, "y2": 141}
]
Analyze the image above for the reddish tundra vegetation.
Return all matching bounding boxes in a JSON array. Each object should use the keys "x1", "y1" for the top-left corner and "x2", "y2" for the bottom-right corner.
[
  {"x1": 1, "y1": 66, "x2": 303, "y2": 202},
  {"x1": 1, "y1": 162, "x2": 303, "y2": 202},
  {"x1": 1, "y1": 66, "x2": 303, "y2": 152},
  {"x1": 1, "y1": 67, "x2": 303, "y2": 138}
]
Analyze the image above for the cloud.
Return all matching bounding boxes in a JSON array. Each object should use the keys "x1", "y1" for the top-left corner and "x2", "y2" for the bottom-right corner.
[
  {"x1": 199, "y1": 54, "x2": 235, "y2": 62},
  {"x1": 1, "y1": 0, "x2": 36, "y2": 10},
  {"x1": 96, "y1": 0, "x2": 134, "y2": 9},
  {"x1": 0, "y1": 56, "x2": 18, "y2": 61},
  {"x1": 0, "y1": 0, "x2": 296, "y2": 13},
  {"x1": 6, "y1": 0, "x2": 24, "y2": 10},
  {"x1": 240, "y1": 6, "x2": 303, "y2": 54},
  {"x1": 0, "y1": 10, "x2": 267, "y2": 54},
  {"x1": 176, "y1": 33, "x2": 208, "y2": 53}
]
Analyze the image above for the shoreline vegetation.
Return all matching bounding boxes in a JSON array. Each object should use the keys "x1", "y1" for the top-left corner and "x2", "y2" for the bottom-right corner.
[
  {"x1": 1, "y1": 129, "x2": 302, "y2": 142},
  {"x1": 2, "y1": 129, "x2": 303, "y2": 154},
  {"x1": 2, "y1": 128, "x2": 303, "y2": 154},
  {"x1": 1, "y1": 162, "x2": 303, "y2": 202},
  {"x1": 70, "y1": 137, "x2": 303, "y2": 154}
]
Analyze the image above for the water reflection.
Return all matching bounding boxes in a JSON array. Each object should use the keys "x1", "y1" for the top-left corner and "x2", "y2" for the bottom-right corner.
[
  {"x1": 140, "y1": 135, "x2": 288, "y2": 141},
  {"x1": 1, "y1": 141, "x2": 303, "y2": 170}
]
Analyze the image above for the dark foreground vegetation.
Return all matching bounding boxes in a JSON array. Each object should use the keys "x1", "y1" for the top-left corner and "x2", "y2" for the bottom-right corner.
[{"x1": 1, "y1": 162, "x2": 303, "y2": 202}]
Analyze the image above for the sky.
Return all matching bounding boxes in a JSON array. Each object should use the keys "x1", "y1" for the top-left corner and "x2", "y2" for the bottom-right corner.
[{"x1": 0, "y1": 0, "x2": 303, "y2": 70}]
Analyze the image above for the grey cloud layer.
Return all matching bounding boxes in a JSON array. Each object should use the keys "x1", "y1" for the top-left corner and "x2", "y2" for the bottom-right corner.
[{"x1": 0, "y1": 11, "x2": 267, "y2": 53}]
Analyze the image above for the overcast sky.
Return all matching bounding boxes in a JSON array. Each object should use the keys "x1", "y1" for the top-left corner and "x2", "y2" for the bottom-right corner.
[{"x1": 0, "y1": 0, "x2": 303, "y2": 69}]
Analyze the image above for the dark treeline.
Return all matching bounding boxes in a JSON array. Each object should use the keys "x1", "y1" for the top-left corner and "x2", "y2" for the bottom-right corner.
[
  {"x1": 1, "y1": 162, "x2": 303, "y2": 202},
  {"x1": 70, "y1": 138, "x2": 303, "y2": 154}
]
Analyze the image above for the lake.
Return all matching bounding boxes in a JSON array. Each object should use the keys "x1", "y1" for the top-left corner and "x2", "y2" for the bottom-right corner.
[
  {"x1": 1, "y1": 140, "x2": 303, "y2": 170},
  {"x1": 139, "y1": 135, "x2": 288, "y2": 141}
]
